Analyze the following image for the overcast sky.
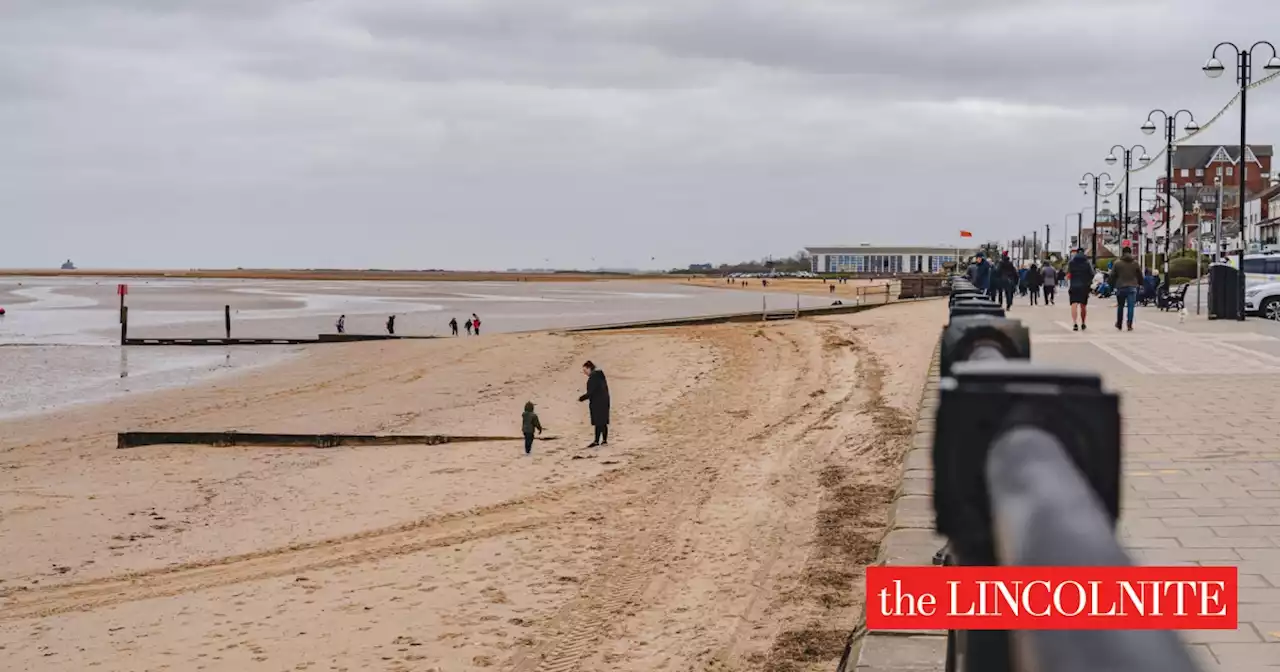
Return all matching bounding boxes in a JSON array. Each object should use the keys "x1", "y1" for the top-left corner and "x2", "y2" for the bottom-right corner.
[{"x1": 4, "y1": 1, "x2": 1280, "y2": 270}]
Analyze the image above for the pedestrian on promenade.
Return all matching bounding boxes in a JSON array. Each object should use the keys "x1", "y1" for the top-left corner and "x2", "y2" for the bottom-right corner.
[
  {"x1": 449, "y1": 317, "x2": 458, "y2": 336},
  {"x1": 970, "y1": 252, "x2": 992, "y2": 297},
  {"x1": 1042, "y1": 264, "x2": 1057, "y2": 305},
  {"x1": 1067, "y1": 247, "x2": 1093, "y2": 331},
  {"x1": 1018, "y1": 265, "x2": 1029, "y2": 297},
  {"x1": 336, "y1": 314, "x2": 346, "y2": 334},
  {"x1": 578, "y1": 360, "x2": 610, "y2": 448},
  {"x1": 995, "y1": 252, "x2": 1017, "y2": 310},
  {"x1": 521, "y1": 401, "x2": 544, "y2": 455},
  {"x1": 1027, "y1": 262, "x2": 1043, "y2": 305},
  {"x1": 386, "y1": 315, "x2": 396, "y2": 335},
  {"x1": 472, "y1": 314, "x2": 481, "y2": 335},
  {"x1": 1110, "y1": 247, "x2": 1143, "y2": 331},
  {"x1": 464, "y1": 318, "x2": 473, "y2": 335}
]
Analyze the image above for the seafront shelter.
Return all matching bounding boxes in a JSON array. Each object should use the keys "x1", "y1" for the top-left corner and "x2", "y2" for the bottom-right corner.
[{"x1": 805, "y1": 245, "x2": 967, "y2": 274}]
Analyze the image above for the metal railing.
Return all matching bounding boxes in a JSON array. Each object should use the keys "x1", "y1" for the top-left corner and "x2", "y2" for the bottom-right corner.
[{"x1": 926, "y1": 276, "x2": 1202, "y2": 672}]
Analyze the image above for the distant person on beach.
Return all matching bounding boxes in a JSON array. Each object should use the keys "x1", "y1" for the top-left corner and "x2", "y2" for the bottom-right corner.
[
  {"x1": 464, "y1": 318, "x2": 473, "y2": 335},
  {"x1": 386, "y1": 315, "x2": 396, "y2": 335},
  {"x1": 578, "y1": 360, "x2": 610, "y2": 447},
  {"x1": 472, "y1": 314, "x2": 481, "y2": 335},
  {"x1": 521, "y1": 401, "x2": 544, "y2": 455},
  {"x1": 449, "y1": 317, "x2": 458, "y2": 336},
  {"x1": 336, "y1": 315, "x2": 346, "y2": 334}
]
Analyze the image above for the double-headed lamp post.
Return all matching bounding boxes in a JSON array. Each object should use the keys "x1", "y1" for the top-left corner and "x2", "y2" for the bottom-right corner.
[
  {"x1": 1105, "y1": 145, "x2": 1151, "y2": 247},
  {"x1": 1141, "y1": 109, "x2": 1200, "y2": 273},
  {"x1": 1204, "y1": 41, "x2": 1280, "y2": 320},
  {"x1": 1079, "y1": 172, "x2": 1115, "y2": 261}
]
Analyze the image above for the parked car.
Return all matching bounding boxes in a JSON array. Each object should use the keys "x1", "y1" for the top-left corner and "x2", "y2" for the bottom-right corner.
[{"x1": 1244, "y1": 281, "x2": 1280, "y2": 320}]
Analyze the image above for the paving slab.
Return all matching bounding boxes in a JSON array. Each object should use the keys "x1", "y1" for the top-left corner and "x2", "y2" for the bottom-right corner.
[{"x1": 1017, "y1": 299, "x2": 1280, "y2": 663}]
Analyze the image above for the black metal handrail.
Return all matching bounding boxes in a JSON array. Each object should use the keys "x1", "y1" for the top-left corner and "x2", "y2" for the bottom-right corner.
[{"x1": 934, "y1": 276, "x2": 1202, "y2": 672}]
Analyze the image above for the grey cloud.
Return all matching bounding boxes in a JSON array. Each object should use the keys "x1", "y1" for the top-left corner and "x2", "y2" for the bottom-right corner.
[{"x1": 2, "y1": 0, "x2": 1279, "y2": 271}]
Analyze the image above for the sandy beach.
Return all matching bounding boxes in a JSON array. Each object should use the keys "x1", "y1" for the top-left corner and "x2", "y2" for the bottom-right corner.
[{"x1": 0, "y1": 299, "x2": 945, "y2": 671}]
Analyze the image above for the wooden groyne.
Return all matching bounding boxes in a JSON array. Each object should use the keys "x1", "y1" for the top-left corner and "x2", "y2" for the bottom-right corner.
[
  {"x1": 116, "y1": 431, "x2": 548, "y2": 450},
  {"x1": 123, "y1": 334, "x2": 439, "y2": 346}
]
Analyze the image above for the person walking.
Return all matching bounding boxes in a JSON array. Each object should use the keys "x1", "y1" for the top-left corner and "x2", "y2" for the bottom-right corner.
[
  {"x1": 386, "y1": 315, "x2": 396, "y2": 335},
  {"x1": 336, "y1": 314, "x2": 346, "y2": 334},
  {"x1": 1017, "y1": 265, "x2": 1029, "y2": 297},
  {"x1": 995, "y1": 252, "x2": 1017, "y2": 310},
  {"x1": 971, "y1": 252, "x2": 992, "y2": 298},
  {"x1": 1042, "y1": 264, "x2": 1057, "y2": 305},
  {"x1": 1110, "y1": 247, "x2": 1143, "y2": 331},
  {"x1": 449, "y1": 317, "x2": 458, "y2": 336},
  {"x1": 472, "y1": 314, "x2": 481, "y2": 336},
  {"x1": 578, "y1": 360, "x2": 610, "y2": 447},
  {"x1": 1027, "y1": 262, "x2": 1042, "y2": 305},
  {"x1": 1067, "y1": 248, "x2": 1093, "y2": 331},
  {"x1": 521, "y1": 401, "x2": 544, "y2": 455}
]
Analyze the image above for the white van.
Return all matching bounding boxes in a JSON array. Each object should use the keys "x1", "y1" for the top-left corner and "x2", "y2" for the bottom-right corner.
[{"x1": 1225, "y1": 253, "x2": 1280, "y2": 286}]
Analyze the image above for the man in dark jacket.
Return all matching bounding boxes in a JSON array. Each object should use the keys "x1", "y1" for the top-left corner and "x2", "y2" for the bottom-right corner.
[
  {"x1": 1109, "y1": 247, "x2": 1143, "y2": 331},
  {"x1": 994, "y1": 252, "x2": 1018, "y2": 309},
  {"x1": 970, "y1": 252, "x2": 991, "y2": 296},
  {"x1": 1066, "y1": 248, "x2": 1093, "y2": 331},
  {"x1": 579, "y1": 360, "x2": 611, "y2": 447}
]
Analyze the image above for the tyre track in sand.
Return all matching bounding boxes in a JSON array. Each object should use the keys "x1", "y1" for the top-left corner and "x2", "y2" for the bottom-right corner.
[
  {"x1": 506, "y1": 320, "x2": 864, "y2": 672},
  {"x1": 0, "y1": 469, "x2": 621, "y2": 622}
]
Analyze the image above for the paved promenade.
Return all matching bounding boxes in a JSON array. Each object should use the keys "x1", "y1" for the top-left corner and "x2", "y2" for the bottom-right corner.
[
  {"x1": 859, "y1": 299, "x2": 1280, "y2": 671},
  {"x1": 1022, "y1": 299, "x2": 1280, "y2": 670}
]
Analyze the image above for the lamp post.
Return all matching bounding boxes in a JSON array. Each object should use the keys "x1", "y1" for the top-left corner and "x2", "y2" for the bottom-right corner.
[
  {"x1": 1204, "y1": 42, "x2": 1280, "y2": 320},
  {"x1": 1141, "y1": 109, "x2": 1200, "y2": 275},
  {"x1": 1105, "y1": 145, "x2": 1151, "y2": 247},
  {"x1": 1079, "y1": 172, "x2": 1115, "y2": 262}
]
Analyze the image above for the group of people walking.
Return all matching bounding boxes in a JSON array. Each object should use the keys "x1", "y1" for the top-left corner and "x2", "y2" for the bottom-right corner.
[
  {"x1": 448, "y1": 314, "x2": 482, "y2": 336},
  {"x1": 966, "y1": 245, "x2": 1148, "y2": 332},
  {"x1": 334, "y1": 313, "x2": 483, "y2": 336}
]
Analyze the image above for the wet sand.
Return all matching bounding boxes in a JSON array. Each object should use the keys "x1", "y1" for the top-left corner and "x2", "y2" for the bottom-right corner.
[
  {"x1": 0, "y1": 299, "x2": 946, "y2": 671},
  {"x1": 0, "y1": 277, "x2": 832, "y2": 419}
]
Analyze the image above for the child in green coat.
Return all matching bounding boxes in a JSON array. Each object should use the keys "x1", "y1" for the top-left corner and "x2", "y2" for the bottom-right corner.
[{"x1": 521, "y1": 402, "x2": 543, "y2": 455}]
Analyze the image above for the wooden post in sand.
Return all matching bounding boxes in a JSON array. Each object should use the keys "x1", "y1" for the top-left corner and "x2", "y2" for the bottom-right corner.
[{"x1": 118, "y1": 283, "x2": 129, "y2": 345}]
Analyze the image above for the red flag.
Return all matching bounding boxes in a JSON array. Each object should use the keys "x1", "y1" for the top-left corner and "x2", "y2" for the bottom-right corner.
[{"x1": 959, "y1": 230, "x2": 973, "y2": 238}]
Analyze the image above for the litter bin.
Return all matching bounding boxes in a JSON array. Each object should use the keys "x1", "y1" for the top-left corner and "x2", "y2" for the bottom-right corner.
[{"x1": 1208, "y1": 263, "x2": 1241, "y2": 320}]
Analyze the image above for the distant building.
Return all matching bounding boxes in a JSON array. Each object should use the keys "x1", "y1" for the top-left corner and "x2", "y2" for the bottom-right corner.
[
  {"x1": 1158, "y1": 144, "x2": 1274, "y2": 237},
  {"x1": 60, "y1": 259, "x2": 76, "y2": 270},
  {"x1": 688, "y1": 263, "x2": 714, "y2": 272},
  {"x1": 1244, "y1": 183, "x2": 1280, "y2": 250},
  {"x1": 804, "y1": 245, "x2": 967, "y2": 274}
]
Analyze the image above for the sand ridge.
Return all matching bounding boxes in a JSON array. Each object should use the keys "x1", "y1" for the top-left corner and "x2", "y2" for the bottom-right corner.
[{"x1": 0, "y1": 300, "x2": 946, "y2": 671}]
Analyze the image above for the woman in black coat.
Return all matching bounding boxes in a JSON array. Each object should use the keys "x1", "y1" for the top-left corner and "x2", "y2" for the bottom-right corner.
[{"x1": 579, "y1": 360, "x2": 610, "y2": 447}]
